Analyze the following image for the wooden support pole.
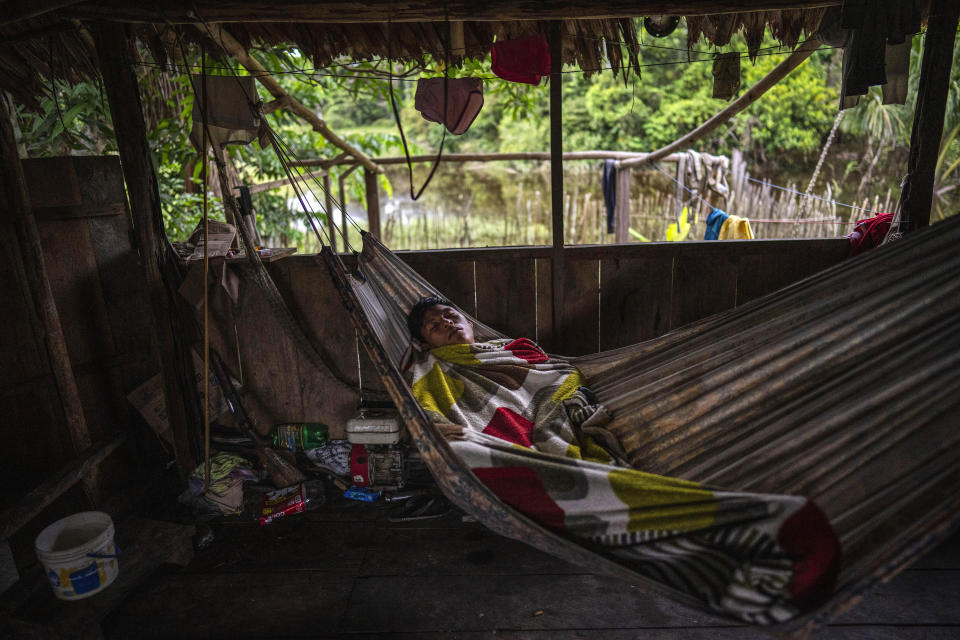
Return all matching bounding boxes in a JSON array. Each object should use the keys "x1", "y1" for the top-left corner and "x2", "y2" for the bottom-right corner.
[
  {"x1": 618, "y1": 37, "x2": 821, "y2": 169},
  {"x1": 323, "y1": 173, "x2": 337, "y2": 253},
  {"x1": 614, "y1": 167, "x2": 631, "y2": 244},
  {"x1": 198, "y1": 23, "x2": 380, "y2": 175},
  {"x1": 897, "y1": 0, "x2": 959, "y2": 231},
  {"x1": 0, "y1": 94, "x2": 98, "y2": 502},
  {"x1": 549, "y1": 20, "x2": 565, "y2": 348},
  {"x1": 94, "y1": 22, "x2": 199, "y2": 472},
  {"x1": 339, "y1": 164, "x2": 360, "y2": 251},
  {"x1": 364, "y1": 168, "x2": 382, "y2": 239}
]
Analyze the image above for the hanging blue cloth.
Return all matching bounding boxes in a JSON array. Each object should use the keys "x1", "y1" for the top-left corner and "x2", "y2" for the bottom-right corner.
[
  {"x1": 602, "y1": 160, "x2": 617, "y2": 234},
  {"x1": 705, "y1": 208, "x2": 729, "y2": 240}
]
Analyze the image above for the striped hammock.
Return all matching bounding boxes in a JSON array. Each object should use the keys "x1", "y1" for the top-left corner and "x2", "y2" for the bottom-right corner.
[{"x1": 319, "y1": 214, "x2": 960, "y2": 634}]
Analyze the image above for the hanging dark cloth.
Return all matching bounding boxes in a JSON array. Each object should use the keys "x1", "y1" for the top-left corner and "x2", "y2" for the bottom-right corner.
[
  {"x1": 818, "y1": 2, "x2": 921, "y2": 109},
  {"x1": 491, "y1": 35, "x2": 551, "y2": 86},
  {"x1": 602, "y1": 160, "x2": 617, "y2": 234},
  {"x1": 414, "y1": 77, "x2": 484, "y2": 135}
]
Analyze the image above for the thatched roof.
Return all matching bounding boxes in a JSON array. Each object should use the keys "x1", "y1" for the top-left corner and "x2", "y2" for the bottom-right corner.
[{"x1": 0, "y1": 1, "x2": 868, "y2": 109}]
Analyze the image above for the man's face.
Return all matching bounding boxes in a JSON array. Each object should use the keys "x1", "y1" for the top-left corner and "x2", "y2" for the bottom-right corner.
[{"x1": 420, "y1": 304, "x2": 475, "y2": 348}]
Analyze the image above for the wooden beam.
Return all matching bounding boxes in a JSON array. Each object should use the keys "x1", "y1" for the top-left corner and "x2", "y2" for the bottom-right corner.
[
  {"x1": 0, "y1": 95, "x2": 98, "y2": 501},
  {"x1": 293, "y1": 150, "x2": 724, "y2": 167},
  {"x1": 364, "y1": 168, "x2": 382, "y2": 239},
  {"x1": 0, "y1": 0, "x2": 86, "y2": 26},
  {"x1": 198, "y1": 23, "x2": 379, "y2": 175},
  {"x1": 619, "y1": 37, "x2": 821, "y2": 169},
  {"x1": 247, "y1": 168, "x2": 327, "y2": 195},
  {"x1": 94, "y1": 22, "x2": 200, "y2": 473},
  {"x1": 897, "y1": 0, "x2": 960, "y2": 232},
  {"x1": 66, "y1": 1, "x2": 843, "y2": 24},
  {"x1": 549, "y1": 21, "x2": 565, "y2": 347}
]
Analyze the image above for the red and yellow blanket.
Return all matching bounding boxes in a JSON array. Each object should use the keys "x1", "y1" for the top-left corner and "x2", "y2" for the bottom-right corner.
[{"x1": 408, "y1": 338, "x2": 840, "y2": 624}]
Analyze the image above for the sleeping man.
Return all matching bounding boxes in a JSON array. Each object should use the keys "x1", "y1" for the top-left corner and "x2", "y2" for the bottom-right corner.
[
  {"x1": 405, "y1": 295, "x2": 616, "y2": 461},
  {"x1": 404, "y1": 295, "x2": 841, "y2": 625}
]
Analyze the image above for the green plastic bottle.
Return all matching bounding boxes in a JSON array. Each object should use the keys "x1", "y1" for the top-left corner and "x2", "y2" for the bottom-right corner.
[{"x1": 272, "y1": 423, "x2": 329, "y2": 452}]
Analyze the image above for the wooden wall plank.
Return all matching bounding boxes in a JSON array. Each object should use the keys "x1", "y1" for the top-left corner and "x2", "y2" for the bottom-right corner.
[
  {"x1": 535, "y1": 257, "x2": 553, "y2": 349},
  {"x1": 736, "y1": 241, "x2": 849, "y2": 306},
  {"x1": 558, "y1": 258, "x2": 600, "y2": 356},
  {"x1": 37, "y1": 217, "x2": 116, "y2": 366},
  {"x1": 474, "y1": 257, "x2": 538, "y2": 341},
  {"x1": 599, "y1": 256, "x2": 674, "y2": 351},
  {"x1": 399, "y1": 254, "x2": 477, "y2": 317},
  {"x1": 0, "y1": 222, "x2": 46, "y2": 385},
  {"x1": 670, "y1": 249, "x2": 738, "y2": 329}
]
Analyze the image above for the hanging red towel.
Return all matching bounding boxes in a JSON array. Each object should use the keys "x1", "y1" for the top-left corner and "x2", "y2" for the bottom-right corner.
[
  {"x1": 414, "y1": 77, "x2": 484, "y2": 135},
  {"x1": 491, "y1": 35, "x2": 551, "y2": 85},
  {"x1": 846, "y1": 212, "x2": 894, "y2": 256}
]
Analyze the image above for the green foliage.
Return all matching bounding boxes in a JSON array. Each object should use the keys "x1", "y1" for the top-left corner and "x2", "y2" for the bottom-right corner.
[
  {"x1": 14, "y1": 19, "x2": 959, "y2": 250},
  {"x1": 16, "y1": 81, "x2": 114, "y2": 156}
]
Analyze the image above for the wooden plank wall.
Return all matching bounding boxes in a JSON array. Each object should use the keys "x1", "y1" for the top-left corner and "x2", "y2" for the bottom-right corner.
[
  {"x1": 393, "y1": 239, "x2": 849, "y2": 356},
  {"x1": 1, "y1": 154, "x2": 849, "y2": 485},
  {"x1": 217, "y1": 237, "x2": 848, "y2": 441},
  {"x1": 1, "y1": 156, "x2": 161, "y2": 565}
]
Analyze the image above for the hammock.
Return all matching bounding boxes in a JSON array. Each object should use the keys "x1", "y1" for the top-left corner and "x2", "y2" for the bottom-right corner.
[
  {"x1": 185, "y1": 51, "x2": 958, "y2": 633},
  {"x1": 320, "y1": 214, "x2": 960, "y2": 634}
]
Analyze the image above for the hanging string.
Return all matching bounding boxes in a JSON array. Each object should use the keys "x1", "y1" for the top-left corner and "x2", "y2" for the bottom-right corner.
[
  {"x1": 385, "y1": 13, "x2": 449, "y2": 201},
  {"x1": 200, "y1": 42, "x2": 212, "y2": 492},
  {"x1": 651, "y1": 161, "x2": 717, "y2": 211}
]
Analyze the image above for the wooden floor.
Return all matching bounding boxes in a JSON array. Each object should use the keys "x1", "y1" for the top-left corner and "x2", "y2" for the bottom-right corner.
[{"x1": 92, "y1": 493, "x2": 960, "y2": 640}]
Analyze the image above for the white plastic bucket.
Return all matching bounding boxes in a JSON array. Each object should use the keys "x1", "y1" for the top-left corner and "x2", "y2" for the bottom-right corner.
[{"x1": 34, "y1": 511, "x2": 119, "y2": 600}]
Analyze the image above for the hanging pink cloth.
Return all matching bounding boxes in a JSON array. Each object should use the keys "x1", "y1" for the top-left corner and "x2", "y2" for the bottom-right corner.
[
  {"x1": 491, "y1": 35, "x2": 551, "y2": 85},
  {"x1": 846, "y1": 212, "x2": 894, "y2": 256},
  {"x1": 414, "y1": 77, "x2": 484, "y2": 135}
]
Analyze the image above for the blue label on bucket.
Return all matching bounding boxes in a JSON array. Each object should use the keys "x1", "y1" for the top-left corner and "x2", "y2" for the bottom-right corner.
[
  {"x1": 47, "y1": 569, "x2": 60, "y2": 588},
  {"x1": 69, "y1": 562, "x2": 101, "y2": 595}
]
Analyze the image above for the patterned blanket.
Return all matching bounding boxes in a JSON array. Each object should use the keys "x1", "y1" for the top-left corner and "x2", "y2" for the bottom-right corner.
[{"x1": 407, "y1": 339, "x2": 841, "y2": 624}]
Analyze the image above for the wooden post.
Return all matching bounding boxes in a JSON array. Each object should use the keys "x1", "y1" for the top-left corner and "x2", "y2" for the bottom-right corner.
[
  {"x1": 614, "y1": 167, "x2": 631, "y2": 244},
  {"x1": 0, "y1": 95, "x2": 99, "y2": 502},
  {"x1": 323, "y1": 173, "x2": 337, "y2": 253},
  {"x1": 897, "y1": 0, "x2": 959, "y2": 231},
  {"x1": 364, "y1": 168, "x2": 381, "y2": 239},
  {"x1": 94, "y1": 22, "x2": 199, "y2": 472},
  {"x1": 549, "y1": 20, "x2": 565, "y2": 348}
]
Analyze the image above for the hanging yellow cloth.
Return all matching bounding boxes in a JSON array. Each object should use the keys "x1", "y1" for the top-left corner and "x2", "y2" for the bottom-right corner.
[{"x1": 718, "y1": 214, "x2": 755, "y2": 239}]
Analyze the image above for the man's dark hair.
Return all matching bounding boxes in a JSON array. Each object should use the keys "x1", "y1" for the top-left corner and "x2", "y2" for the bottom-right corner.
[{"x1": 407, "y1": 295, "x2": 455, "y2": 341}]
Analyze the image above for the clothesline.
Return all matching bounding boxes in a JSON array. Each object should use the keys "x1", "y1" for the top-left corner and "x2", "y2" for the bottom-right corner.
[
  {"x1": 746, "y1": 177, "x2": 882, "y2": 214},
  {"x1": 632, "y1": 214, "x2": 852, "y2": 224}
]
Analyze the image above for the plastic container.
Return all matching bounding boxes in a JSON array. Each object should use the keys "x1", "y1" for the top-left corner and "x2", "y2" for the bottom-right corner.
[
  {"x1": 34, "y1": 511, "x2": 119, "y2": 600},
  {"x1": 346, "y1": 411, "x2": 401, "y2": 444},
  {"x1": 272, "y1": 423, "x2": 329, "y2": 451}
]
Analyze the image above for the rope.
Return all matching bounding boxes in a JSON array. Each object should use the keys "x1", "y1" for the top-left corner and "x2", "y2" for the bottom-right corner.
[
  {"x1": 385, "y1": 12, "x2": 448, "y2": 201},
  {"x1": 806, "y1": 110, "x2": 844, "y2": 195},
  {"x1": 746, "y1": 177, "x2": 881, "y2": 214},
  {"x1": 651, "y1": 161, "x2": 717, "y2": 211},
  {"x1": 200, "y1": 44, "x2": 211, "y2": 491}
]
